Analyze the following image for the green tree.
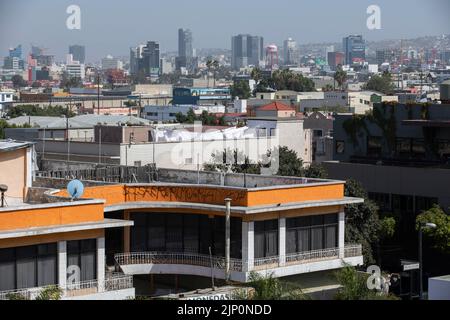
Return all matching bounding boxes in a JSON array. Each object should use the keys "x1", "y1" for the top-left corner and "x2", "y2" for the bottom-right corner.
[
  {"x1": 35, "y1": 286, "x2": 63, "y2": 300},
  {"x1": 251, "y1": 67, "x2": 263, "y2": 83},
  {"x1": 11, "y1": 75, "x2": 27, "y2": 88},
  {"x1": 416, "y1": 205, "x2": 450, "y2": 252},
  {"x1": 273, "y1": 146, "x2": 304, "y2": 177},
  {"x1": 344, "y1": 179, "x2": 384, "y2": 265},
  {"x1": 303, "y1": 163, "x2": 328, "y2": 179},
  {"x1": 230, "y1": 80, "x2": 251, "y2": 99},
  {"x1": 334, "y1": 65, "x2": 347, "y2": 91},
  {"x1": 5, "y1": 285, "x2": 63, "y2": 300},
  {"x1": 363, "y1": 72, "x2": 395, "y2": 95},
  {"x1": 236, "y1": 272, "x2": 309, "y2": 300},
  {"x1": 7, "y1": 105, "x2": 75, "y2": 118},
  {"x1": 206, "y1": 59, "x2": 219, "y2": 87},
  {"x1": 204, "y1": 148, "x2": 261, "y2": 174},
  {"x1": 334, "y1": 266, "x2": 399, "y2": 300},
  {"x1": 271, "y1": 69, "x2": 315, "y2": 92},
  {"x1": 1, "y1": 119, "x2": 33, "y2": 138},
  {"x1": 322, "y1": 84, "x2": 334, "y2": 92}
]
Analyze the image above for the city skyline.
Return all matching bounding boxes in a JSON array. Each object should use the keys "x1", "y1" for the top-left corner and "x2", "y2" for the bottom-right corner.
[{"x1": 1, "y1": 0, "x2": 449, "y2": 61}]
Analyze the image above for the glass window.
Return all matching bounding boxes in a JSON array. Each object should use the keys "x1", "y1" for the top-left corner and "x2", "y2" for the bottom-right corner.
[
  {"x1": 148, "y1": 214, "x2": 165, "y2": 251},
  {"x1": 67, "y1": 239, "x2": 97, "y2": 282},
  {"x1": 184, "y1": 215, "x2": 199, "y2": 253},
  {"x1": 37, "y1": 244, "x2": 57, "y2": 287},
  {"x1": 213, "y1": 218, "x2": 225, "y2": 257},
  {"x1": 367, "y1": 136, "x2": 382, "y2": 156},
  {"x1": 16, "y1": 246, "x2": 37, "y2": 289},
  {"x1": 254, "y1": 220, "x2": 278, "y2": 258},
  {"x1": 131, "y1": 214, "x2": 147, "y2": 252},
  {"x1": 286, "y1": 214, "x2": 338, "y2": 253},
  {"x1": 166, "y1": 214, "x2": 183, "y2": 252},
  {"x1": 0, "y1": 248, "x2": 15, "y2": 291},
  {"x1": 199, "y1": 216, "x2": 213, "y2": 255}
]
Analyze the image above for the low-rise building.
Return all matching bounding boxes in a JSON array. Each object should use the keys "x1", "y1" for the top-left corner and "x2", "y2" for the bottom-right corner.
[{"x1": 0, "y1": 140, "x2": 135, "y2": 300}]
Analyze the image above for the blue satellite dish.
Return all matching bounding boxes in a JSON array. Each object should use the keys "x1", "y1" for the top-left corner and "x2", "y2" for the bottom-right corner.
[{"x1": 67, "y1": 180, "x2": 84, "y2": 199}]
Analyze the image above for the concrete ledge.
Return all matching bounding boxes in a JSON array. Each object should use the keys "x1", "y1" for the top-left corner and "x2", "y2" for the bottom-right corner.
[
  {"x1": 0, "y1": 219, "x2": 134, "y2": 240},
  {"x1": 105, "y1": 197, "x2": 363, "y2": 214},
  {"x1": 62, "y1": 288, "x2": 135, "y2": 300},
  {"x1": 118, "y1": 256, "x2": 364, "y2": 283},
  {"x1": 0, "y1": 198, "x2": 105, "y2": 213}
]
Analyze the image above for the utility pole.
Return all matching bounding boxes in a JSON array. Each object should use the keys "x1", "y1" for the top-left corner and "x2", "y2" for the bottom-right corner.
[
  {"x1": 98, "y1": 126, "x2": 102, "y2": 164},
  {"x1": 97, "y1": 73, "x2": 101, "y2": 115},
  {"x1": 224, "y1": 198, "x2": 231, "y2": 283},
  {"x1": 66, "y1": 114, "x2": 70, "y2": 172}
]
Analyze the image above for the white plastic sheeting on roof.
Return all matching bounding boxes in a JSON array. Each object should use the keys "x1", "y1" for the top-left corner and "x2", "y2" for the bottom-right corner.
[{"x1": 153, "y1": 126, "x2": 258, "y2": 143}]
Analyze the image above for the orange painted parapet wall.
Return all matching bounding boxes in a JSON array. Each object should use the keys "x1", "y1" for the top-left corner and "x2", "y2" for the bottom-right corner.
[
  {"x1": 57, "y1": 185, "x2": 126, "y2": 206},
  {"x1": 0, "y1": 203, "x2": 104, "y2": 231},
  {"x1": 54, "y1": 183, "x2": 344, "y2": 207}
]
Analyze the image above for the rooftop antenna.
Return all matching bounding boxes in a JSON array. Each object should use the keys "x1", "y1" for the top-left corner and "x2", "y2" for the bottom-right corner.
[{"x1": 67, "y1": 179, "x2": 84, "y2": 201}]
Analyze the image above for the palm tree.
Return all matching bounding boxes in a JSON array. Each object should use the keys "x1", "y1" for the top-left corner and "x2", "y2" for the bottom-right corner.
[
  {"x1": 206, "y1": 59, "x2": 219, "y2": 87},
  {"x1": 334, "y1": 65, "x2": 347, "y2": 91}
]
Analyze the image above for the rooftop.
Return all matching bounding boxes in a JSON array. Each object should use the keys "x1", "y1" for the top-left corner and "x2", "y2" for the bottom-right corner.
[
  {"x1": 0, "y1": 139, "x2": 33, "y2": 152},
  {"x1": 258, "y1": 102, "x2": 295, "y2": 111},
  {"x1": 7, "y1": 115, "x2": 152, "y2": 129}
]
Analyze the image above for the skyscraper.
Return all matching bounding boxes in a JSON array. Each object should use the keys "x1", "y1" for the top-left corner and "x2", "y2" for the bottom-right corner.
[
  {"x1": 130, "y1": 44, "x2": 145, "y2": 75},
  {"x1": 231, "y1": 34, "x2": 264, "y2": 70},
  {"x1": 3, "y1": 45, "x2": 24, "y2": 70},
  {"x1": 343, "y1": 35, "x2": 365, "y2": 65},
  {"x1": 178, "y1": 28, "x2": 193, "y2": 59},
  {"x1": 9, "y1": 45, "x2": 22, "y2": 59},
  {"x1": 69, "y1": 45, "x2": 86, "y2": 64},
  {"x1": 283, "y1": 38, "x2": 298, "y2": 65},
  {"x1": 177, "y1": 28, "x2": 196, "y2": 72},
  {"x1": 141, "y1": 41, "x2": 160, "y2": 79}
]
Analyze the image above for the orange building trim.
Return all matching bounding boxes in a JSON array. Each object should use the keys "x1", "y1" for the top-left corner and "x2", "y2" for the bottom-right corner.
[{"x1": 0, "y1": 203, "x2": 104, "y2": 231}]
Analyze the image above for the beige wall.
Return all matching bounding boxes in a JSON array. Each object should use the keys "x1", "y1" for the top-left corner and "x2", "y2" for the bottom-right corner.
[{"x1": 0, "y1": 148, "x2": 27, "y2": 201}]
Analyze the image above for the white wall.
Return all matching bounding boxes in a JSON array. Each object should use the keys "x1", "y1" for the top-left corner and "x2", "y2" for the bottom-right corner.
[
  {"x1": 120, "y1": 137, "x2": 280, "y2": 170},
  {"x1": 429, "y1": 277, "x2": 450, "y2": 300}
]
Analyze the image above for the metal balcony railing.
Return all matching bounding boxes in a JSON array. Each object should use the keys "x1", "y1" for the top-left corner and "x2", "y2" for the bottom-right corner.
[
  {"x1": 0, "y1": 273, "x2": 133, "y2": 300},
  {"x1": 114, "y1": 244, "x2": 363, "y2": 273},
  {"x1": 344, "y1": 244, "x2": 363, "y2": 258},
  {"x1": 114, "y1": 252, "x2": 243, "y2": 272}
]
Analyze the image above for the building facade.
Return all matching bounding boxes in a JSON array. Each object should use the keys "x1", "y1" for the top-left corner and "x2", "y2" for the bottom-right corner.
[
  {"x1": 343, "y1": 35, "x2": 365, "y2": 65},
  {"x1": 231, "y1": 34, "x2": 264, "y2": 70},
  {"x1": 69, "y1": 45, "x2": 86, "y2": 64}
]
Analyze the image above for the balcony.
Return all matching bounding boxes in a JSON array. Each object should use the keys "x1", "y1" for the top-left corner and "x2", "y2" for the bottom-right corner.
[
  {"x1": 0, "y1": 273, "x2": 133, "y2": 300},
  {"x1": 114, "y1": 244, "x2": 363, "y2": 280}
]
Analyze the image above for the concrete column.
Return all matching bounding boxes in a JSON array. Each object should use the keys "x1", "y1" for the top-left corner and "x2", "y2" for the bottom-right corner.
[
  {"x1": 225, "y1": 198, "x2": 231, "y2": 282},
  {"x1": 242, "y1": 221, "x2": 254, "y2": 273},
  {"x1": 339, "y1": 211, "x2": 345, "y2": 258},
  {"x1": 123, "y1": 211, "x2": 131, "y2": 253},
  {"x1": 97, "y1": 237, "x2": 105, "y2": 292},
  {"x1": 57, "y1": 241, "x2": 67, "y2": 289},
  {"x1": 278, "y1": 218, "x2": 286, "y2": 266}
]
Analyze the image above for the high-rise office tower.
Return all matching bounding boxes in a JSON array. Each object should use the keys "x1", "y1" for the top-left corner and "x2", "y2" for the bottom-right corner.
[
  {"x1": 9, "y1": 45, "x2": 22, "y2": 59},
  {"x1": 141, "y1": 41, "x2": 160, "y2": 79},
  {"x1": 3, "y1": 45, "x2": 24, "y2": 70},
  {"x1": 69, "y1": 45, "x2": 86, "y2": 64},
  {"x1": 178, "y1": 28, "x2": 193, "y2": 59},
  {"x1": 283, "y1": 38, "x2": 298, "y2": 65},
  {"x1": 231, "y1": 34, "x2": 264, "y2": 70},
  {"x1": 343, "y1": 35, "x2": 365, "y2": 65},
  {"x1": 177, "y1": 28, "x2": 195, "y2": 72},
  {"x1": 130, "y1": 44, "x2": 145, "y2": 75}
]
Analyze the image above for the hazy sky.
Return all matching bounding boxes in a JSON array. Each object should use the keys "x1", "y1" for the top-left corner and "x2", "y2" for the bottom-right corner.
[{"x1": 0, "y1": 0, "x2": 449, "y2": 62}]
